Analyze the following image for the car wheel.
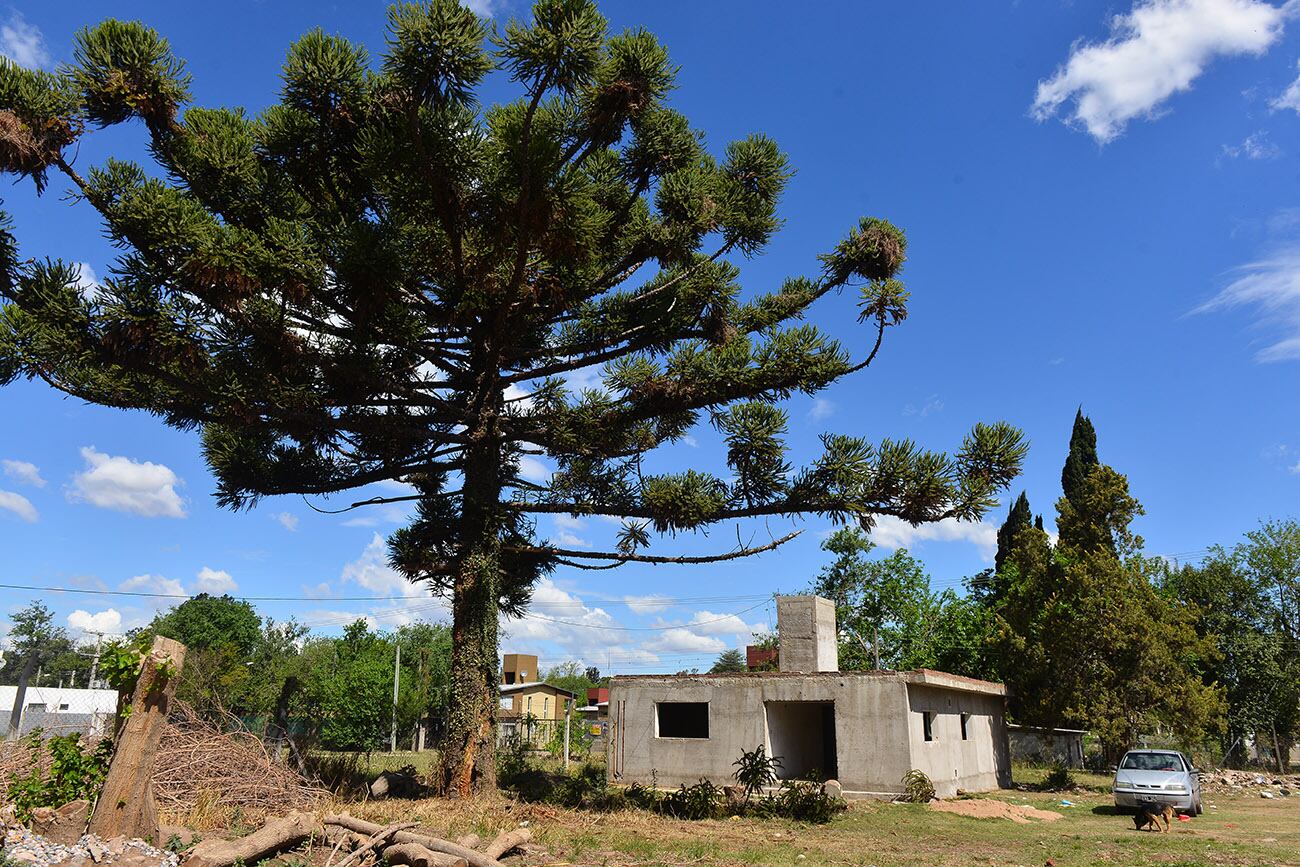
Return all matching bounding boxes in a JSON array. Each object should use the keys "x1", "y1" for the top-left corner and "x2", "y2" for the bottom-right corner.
[{"x1": 1194, "y1": 799, "x2": 1203, "y2": 816}]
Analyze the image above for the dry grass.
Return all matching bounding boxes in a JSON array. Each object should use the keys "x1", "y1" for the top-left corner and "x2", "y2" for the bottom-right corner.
[{"x1": 336, "y1": 785, "x2": 1300, "y2": 866}]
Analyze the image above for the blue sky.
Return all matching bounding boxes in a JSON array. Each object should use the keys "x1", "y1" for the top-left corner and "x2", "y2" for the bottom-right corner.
[{"x1": 2, "y1": 0, "x2": 1299, "y2": 676}]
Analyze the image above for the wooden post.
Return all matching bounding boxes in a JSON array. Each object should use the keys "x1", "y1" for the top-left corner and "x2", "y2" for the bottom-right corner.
[
  {"x1": 89, "y1": 636, "x2": 186, "y2": 843},
  {"x1": 563, "y1": 708, "x2": 570, "y2": 770},
  {"x1": 5, "y1": 652, "x2": 39, "y2": 741}
]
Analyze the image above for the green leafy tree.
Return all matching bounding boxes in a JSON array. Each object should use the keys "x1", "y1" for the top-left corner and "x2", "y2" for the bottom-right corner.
[
  {"x1": 543, "y1": 660, "x2": 596, "y2": 701},
  {"x1": 709, "y1": 648, "x2": 747, "y2": 673},
  {"x1": 301, "y1": 620, "x2": 394, "y2": 751},
  {"x1": 393, "y1": 622, "x2": 453, "y2": 746},
  {"x1": 150, "y1": 594, "x2": 262, "y2": 654},
  {"x1": 995, "y1": 464, "x2": 1224, "y2": 761},
  {"x1": 0, "y1": 602, "x2": 90, "y2": 686},
  {"x1": 812, "y1": 528, "x2": 935, "y2": 670},
  {"x1": 0, "y1": 0, "x2": 1025, "y2": 792},
  {"x1": 1060, "y1": 409, "x2": 1099, "y2": 517},
  {"x1": 1165, "y1": 520, "x2": 1300, "y2": 770}
]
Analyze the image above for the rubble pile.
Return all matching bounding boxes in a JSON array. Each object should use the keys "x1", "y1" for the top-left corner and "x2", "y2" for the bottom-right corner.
[
  {"x1": 2, "y1": 824, "x2": 179, "y2": 867},
  {"x1": 1197, "y1": 768, "x2": 1298, "y2": 797}
]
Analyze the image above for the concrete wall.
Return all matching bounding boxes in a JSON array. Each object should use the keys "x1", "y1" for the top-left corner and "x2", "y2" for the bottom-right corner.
[
  {"x1": 904, "y1": 684, "x2": 1010, "y2": 797},
  {"x1": 1007, "y1": 726, "x2": 1085, "y2": 768},
  {"x1": 608, "y1": 671, "x2": 1006, "y2": 798}
]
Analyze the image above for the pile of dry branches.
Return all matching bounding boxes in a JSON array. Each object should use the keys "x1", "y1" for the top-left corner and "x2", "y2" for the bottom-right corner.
[{"x1": 153, "y1": 703, "x2": 327, "y2": 825}]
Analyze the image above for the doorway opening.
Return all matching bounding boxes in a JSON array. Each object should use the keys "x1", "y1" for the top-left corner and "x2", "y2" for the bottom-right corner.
[{"x1": 764, "y1": 701, "x2": 837, "y2": 781}]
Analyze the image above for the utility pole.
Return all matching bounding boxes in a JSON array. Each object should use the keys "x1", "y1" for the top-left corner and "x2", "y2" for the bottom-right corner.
[
  {"x1": 88, "y1": 633, "x2": 105, "y2": 690},
  {"x1": 873, "y1": 625, "x2": 880, "y2": 671},
  {"x1": 563, "y1": 703, "x2": 571, "y2": 770},
  {"x1": 390, "y1": 642, "x2": 400, "y2": 753}
]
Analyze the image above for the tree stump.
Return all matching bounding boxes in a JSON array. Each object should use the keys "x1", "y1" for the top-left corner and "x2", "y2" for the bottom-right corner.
[{"x1": 89, "y1": 636, "x2": 186, "y2": 842}]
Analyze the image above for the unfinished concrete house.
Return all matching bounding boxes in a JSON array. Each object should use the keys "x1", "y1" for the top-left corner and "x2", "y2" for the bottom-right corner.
[{"x1": 607, "y1": 595, "x2": 1011, "y2": 798}]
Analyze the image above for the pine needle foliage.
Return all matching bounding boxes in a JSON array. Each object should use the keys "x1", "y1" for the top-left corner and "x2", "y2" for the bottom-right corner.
[{"x1": 0, "y1": 0, "x2": 1027, "y2": 795}]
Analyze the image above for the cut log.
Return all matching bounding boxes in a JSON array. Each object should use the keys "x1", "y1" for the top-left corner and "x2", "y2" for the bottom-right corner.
[
  {"x1": 453, "y1": 834, "x2": 480, "y2": 850},
  {"x1": 89, "y1": 636, "x2": 186, "y2": 843},
  {"x1": 483, "y1": 829, "x2": 531, "y2": 861},
  {"x1": 322, "y1": 815, "x2": 502, "y2": 867},
  {"x1": 382, "y1": 842, "x2": 466, "y2": 867},
  {"x1": 185, "y1": 811, "x2": 317, "y2": 867},
  {"x1": 331, "y1": 822, "x2": 417, "y2": 867}
]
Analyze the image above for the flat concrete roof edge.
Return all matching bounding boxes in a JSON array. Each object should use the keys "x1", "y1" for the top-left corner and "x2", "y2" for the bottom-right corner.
[{"x1": 609, "y1": 667, "x2": 1007, "y2": 696}]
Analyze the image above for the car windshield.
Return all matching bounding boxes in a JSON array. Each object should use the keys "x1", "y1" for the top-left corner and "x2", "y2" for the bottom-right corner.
[{"x1": 1121, "y1": 753, "x2": 1183, "y2": 772}]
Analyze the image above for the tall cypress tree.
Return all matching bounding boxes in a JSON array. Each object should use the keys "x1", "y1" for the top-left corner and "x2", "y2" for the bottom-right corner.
[
  {"x1": 0, "y1": 0, "x2": 1027, "y2": 794},
  {"x1": 1061, "y1": 408, "x2": 1099, "y2": 510},
  {"x1": 994, "y1": 491, "x2": 1032, "y2": 574}
]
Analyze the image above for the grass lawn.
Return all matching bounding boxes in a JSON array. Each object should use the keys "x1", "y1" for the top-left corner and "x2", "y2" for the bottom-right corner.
[{"x1": 342, "y1": 766, "x2": 1300, "y2": 867}]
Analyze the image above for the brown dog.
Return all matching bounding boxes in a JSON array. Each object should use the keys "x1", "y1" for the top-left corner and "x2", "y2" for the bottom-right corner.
[{"x1": 1133, "y1": 801, "x2": 1175, "y2": 832}]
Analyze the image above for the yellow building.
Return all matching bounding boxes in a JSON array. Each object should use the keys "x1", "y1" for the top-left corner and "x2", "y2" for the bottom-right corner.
[{"x1": 497, "y1": 653, "x2": 576, "y2": 743}]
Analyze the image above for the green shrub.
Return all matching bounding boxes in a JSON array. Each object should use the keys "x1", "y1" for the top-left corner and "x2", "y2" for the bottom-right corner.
[
  {"x1": 6, "y1": 731, "x2": 113, "y2": 822},
  {"x1": 660, "y1": 779, "x2": 722, "y2": 820},
  {"x1": 774, "y1": 779, "x2": 845, "y2": 824},
  {"x1": 1041, "y1": 760, "x2": 1075, "y2": 791}
]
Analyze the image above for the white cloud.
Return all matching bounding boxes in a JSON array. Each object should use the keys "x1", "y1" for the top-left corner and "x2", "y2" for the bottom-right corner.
[
  {"x1": 503, "y1": 383, "x2": 535, "y2": 411},
  {"x1": 518, "y1": 455, "x2": 552, "y2": 483},
  {"x1": 564, "y1": 365, "x2": 605, "y2": 393},
  {"x1": 505, "y1": 579, "x2": 633, "y2": 659},
  {"x1": 460, "y1": 0, "x2": 499, "y2": 17},
  {"x1": 868, "y1": 515, "x2": 999, "y2": 560},
  {"x1": 551, "y1": 514, "x2": 590, "y2": 548},
  {"x1": 0, "y1": 11, "x2": 49, "y2": 69},
  {"x1": 903, "y1": 395, "x2": 945, "y2": 418},
  {"x1": 341, "y1": 533, "x2": 424, "y2": 597},
  {"x1": 3, "y1": 459, "x2": 45, "y2": 488},
  {"x1": 685, "y1": 610, "x2": 765, "y2": 638},
  {"x1": 73, "y1": 263, "x2": 102, "y2": 301},
  {"x1": 119, "y1": 574, "x2": 186, "y2": 597},
  {"x1": 1290, "y1": 460, "x2": 1300, "y2": 473},
  {"x1": 67, "y1": 608, "x2": 122, "y2": 636},
  {"x1": 555, "y1": 530, "x2": 589, "y2": 548},
  {"x1": 194, "y1": 566, "x2": 237, "y2": 595},
  {"x1": 274, "y1": 511, "x2": 300, "y2": 531},
  {"x1": 341, "y1": 503, "x2": 412, "y2": 527},
  {"x1": 1032, "y1": 0, "x2": 1291, "y2": 143},
  {"x1": 0, "y1": 490, "x2": 38, "y2": 522},
  {"x1": 1195, "y1": 245, "x2": 1300, "y2": 361},
  {"x1": 807, "y1": 398, "x2": 835, "y2": 422},
  {"x1": 69, "y1": 446, "x2": 186, "y2": 518},
  {"x1": 1222, "y1": 130, "x2": 1282, "y2": 159},
  {"x1": 1271, "y1": 58, "x2": 1300, "y2": 111},
  {"x1": 642, "y1": 628, "x2": 726, "y2": 655},
  {"x1": 624, "y1": 594, "x2": 672, "y2": 615}
]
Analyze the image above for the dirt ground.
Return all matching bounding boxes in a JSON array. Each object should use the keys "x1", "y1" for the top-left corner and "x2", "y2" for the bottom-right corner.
[{"x1": 305, "y1": 784, "x2": 1300, "y2": 867}]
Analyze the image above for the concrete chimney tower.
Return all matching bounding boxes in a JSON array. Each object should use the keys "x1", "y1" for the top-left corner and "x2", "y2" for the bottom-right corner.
[{"x1": 776, "y1": 595, "x2": 838, "y2": 673}]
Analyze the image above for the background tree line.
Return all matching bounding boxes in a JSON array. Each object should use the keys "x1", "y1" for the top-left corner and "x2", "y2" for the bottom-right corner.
[{"x1": 1, "y1": 594, "x2": 613, "y2": 756}]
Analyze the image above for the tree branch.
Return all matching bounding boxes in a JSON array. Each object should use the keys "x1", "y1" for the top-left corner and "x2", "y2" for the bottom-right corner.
[{"x1": 506, "y1": 529, "x2": 801, "y2": 564}]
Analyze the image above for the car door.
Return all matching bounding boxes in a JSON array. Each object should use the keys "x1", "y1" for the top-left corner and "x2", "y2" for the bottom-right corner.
[{"x1": 1181, "y1": 753, "x2": 1199, "y2": 800}]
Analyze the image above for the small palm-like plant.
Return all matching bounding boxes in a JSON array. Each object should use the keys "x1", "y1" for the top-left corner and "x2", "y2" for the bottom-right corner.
[
  {"x1": 733, "y1": 744, "x2": 783, "y2": 802},
  {"x1": 901, "y1": 768, "x2": 936, "y2": 803}
]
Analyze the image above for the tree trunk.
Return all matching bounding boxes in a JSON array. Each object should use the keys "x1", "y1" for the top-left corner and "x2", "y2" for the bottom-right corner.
[
  {"x1": 435, "y1": 379, "x2": 504, "y2": 797},
  {"x1": 436, "y1": 545, "x2": 500, "y2": 796},
  {"x1": 90, "y1": 636, "x2": 186, "y2": 842}
]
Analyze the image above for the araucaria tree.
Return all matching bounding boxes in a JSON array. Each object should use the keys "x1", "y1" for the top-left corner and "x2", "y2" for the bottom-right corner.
[{"x1": 0, "y1": 0, "x2": 1026, "y2": 794}]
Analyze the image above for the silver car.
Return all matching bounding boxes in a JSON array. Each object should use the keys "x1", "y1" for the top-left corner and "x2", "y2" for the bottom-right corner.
[{"x1": 1112, "y1": 749, "x2": 1203, "y2": 815}]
